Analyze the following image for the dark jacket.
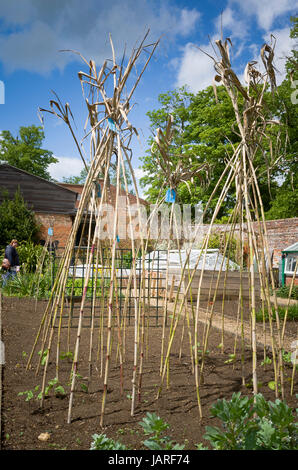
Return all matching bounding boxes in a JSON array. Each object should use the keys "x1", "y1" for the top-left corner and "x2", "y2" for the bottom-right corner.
[{"x1": 5, "y1": 245, "x2": 20, "y2": 268}]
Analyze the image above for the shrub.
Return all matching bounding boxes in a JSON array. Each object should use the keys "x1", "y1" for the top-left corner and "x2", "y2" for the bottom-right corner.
[
  {"x1": 1, "y1": 271, "x2": 52, "y2": 299},
  {"x1": 275, "y1": 285, "x2": 298, "y2": 300},
  {"x1": 17, "y1": 241, "x2": 49, "y2": 273},
  {"x1": 256, "y1": 305, "x2": 298, "y2": 322},
  {"x1": 0, "y1": 188, "x2": 40, "y2": 249}
]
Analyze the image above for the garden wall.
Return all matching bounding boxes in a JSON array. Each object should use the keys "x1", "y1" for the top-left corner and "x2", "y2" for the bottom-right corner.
[
  {"x1": 35, "y1": 212, "x2": 73, "y2": 249},
  {"x1": 185, "y1": 218, "x2": 298, "y2": 269}
]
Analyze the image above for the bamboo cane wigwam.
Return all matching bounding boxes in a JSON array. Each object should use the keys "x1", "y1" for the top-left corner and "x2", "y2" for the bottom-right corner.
[
  {"x1": 28, "y1": 32, "x2": 162, "y2": 425},
  {"x1": 27, "y1": 32, "x2": 296, "y2": 427}
]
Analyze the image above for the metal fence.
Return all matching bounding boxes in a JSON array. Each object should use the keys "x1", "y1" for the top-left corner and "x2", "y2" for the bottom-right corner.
[{"x1": 52, "y1": 248, "x2": 167, "y2": 327}]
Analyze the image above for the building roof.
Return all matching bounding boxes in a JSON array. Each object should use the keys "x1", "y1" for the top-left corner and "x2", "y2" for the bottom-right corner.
[
  {"x1": 0, "y1": 163, "x2": 78, "y2": 214},
  {"x1": 282, "y1": 242, "x2": 298, "y2": 253},
  {"x1": 59, "y1": 181, "x2": 148, "y2": 209}
]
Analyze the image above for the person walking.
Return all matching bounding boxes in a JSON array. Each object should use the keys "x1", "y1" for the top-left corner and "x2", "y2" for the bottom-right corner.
[{"x1": 2, "y1": 239, "x2": 20, "y2": 286}]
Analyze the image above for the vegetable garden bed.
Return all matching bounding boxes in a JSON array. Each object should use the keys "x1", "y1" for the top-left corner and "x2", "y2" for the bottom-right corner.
[{"x1": 1, "y1": 297, "x2": 297, "y2": 450}]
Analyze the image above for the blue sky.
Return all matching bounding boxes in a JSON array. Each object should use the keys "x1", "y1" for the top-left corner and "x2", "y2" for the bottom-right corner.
[{"x1": 0, "y1": 0, "x2": 296, "y2": 195}]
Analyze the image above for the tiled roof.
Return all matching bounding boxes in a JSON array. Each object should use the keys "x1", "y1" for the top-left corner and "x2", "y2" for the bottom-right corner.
[{"x1": 59, "y1": 181, "x2": 148, "y2": 209}]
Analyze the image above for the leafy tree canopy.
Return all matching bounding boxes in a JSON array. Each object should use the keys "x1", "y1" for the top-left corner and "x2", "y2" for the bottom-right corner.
[
  {"x1": 0, "y1": 125, "x2": 57, "y2": 181},
  {"x1": 140, "y1": 21, "x2": 298, "y2": 221}
]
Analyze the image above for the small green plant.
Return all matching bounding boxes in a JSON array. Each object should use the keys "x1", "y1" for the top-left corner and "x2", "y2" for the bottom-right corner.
[
  {"x1": 139, "y1": 412, "x2": 185, "y2": 450},
  {"x1": 59, "y1": 351, "x2": 74, "y2": 361},
  {"x1": 18, "y1": 377, "x2": 65, "y2": 405},
  {"x1": 38, "y1": 349, "x2": 49, "y2": 366},
  {"x1": 224, "y1": 353, "x2": 236, "y2": 364},
  {"x1": 90, "y1": 413, "x2": 185, "y2": 451},
  {"x1": 18, "y1": 385, "x2": 40, "y2": 402},
  {"x1": 90, "y1": 434, "x2": 127, "y2": 450},
  {"x1": 261, "y1": 356, "x2": 272, "y2": 366},
  {"x1": 68, "y1": 371, "x2": 88, "y2": 393},
  {"x1": 203, "y1": 392, "x2": 298, "y2": 450},
  {"x1": 282, "y1": 349, "x2": 292, "y2": 364},
  {"x1": 192, "y1": 342, "x2": 209, "y2": 357}
]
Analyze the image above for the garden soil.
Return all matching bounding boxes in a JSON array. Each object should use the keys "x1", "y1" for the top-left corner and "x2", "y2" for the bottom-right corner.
[{"x1": 1, "y1": 297, "x2": 297, "y2": 451}]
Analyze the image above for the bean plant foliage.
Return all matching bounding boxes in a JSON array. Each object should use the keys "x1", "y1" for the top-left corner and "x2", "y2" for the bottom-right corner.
[
  {"x1": 90, "y1": 412, "x2": 185, "y2": 450},
  {"x1": 90, "y1": 394, "x2": 297, "y2": 450},
  {"x1": 203, "y1": 392, "x2": 298, "y2": 450}
]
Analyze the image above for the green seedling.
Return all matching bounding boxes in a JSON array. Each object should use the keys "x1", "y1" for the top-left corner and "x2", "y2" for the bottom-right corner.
[
  {"x1": 245, "y1": 381, "x2": 263, "y2": 390},
  {"x1": 18, "y1": 385, "x2": 40, "y2": 402},
  {"x1": 261, "y1": 356, "x2": 272, "y2": 366},
  {"x1": 281, "y1": 349, "x2": 292, "y2": 364},
  {"x1": 192, "y1": 342, "x2": 209, "y2": 356},
  {"x1": 80, "y1": 383, "x2": 88, "y2": 393},
  {"x1": 59, "y1": 351, "x2": 74, "y2": 361},
  {"x1": 267, "y1": 381, "x2": 281, "y2": 392},
  {"x1": 139, "y1": 412, "x2": 185, "y2": 450},
  {"x1": 68, "y1": 372, "x2": 88, "y2": 392},
  {"x1": 224, "y1": 353, "x2": 236, "y2": 364},
  {"x1": 38, "y1": 349, "x2": 49, "y2": 366}
]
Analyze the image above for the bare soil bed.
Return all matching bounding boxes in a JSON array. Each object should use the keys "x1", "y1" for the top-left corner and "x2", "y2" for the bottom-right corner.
[{"x1": 1, "y1": 297, "x2": 297, "y2": 451}]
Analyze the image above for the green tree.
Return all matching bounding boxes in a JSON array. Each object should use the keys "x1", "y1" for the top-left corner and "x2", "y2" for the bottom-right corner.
[
  {"x1": 0, "y1": 125, "x2": 57, "y2": 180},
  {"x1": 285, "y1": 16, "x2": 298, "y2": 76},
  {"x1": 264, "y1": 16, "x2": 298, "y2": 220},
  {"x1": 140, "y1": 85, "x2": 284, "y2": 221},
  {"x1": 0, "y1": 188, "x2": 40, "y2": 249},
  {"x1": 62, "y1": 167, "x2": 88, "y2": 184},
  {"x1": 140, "y1": 22, "x2": 298, "y2": 221}
]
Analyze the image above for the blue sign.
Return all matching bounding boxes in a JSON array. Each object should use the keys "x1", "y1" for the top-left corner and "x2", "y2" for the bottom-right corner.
[
  {"x1": 108, "y1": 118, "x2": 117, "y2": 132},
  {"x1": 97, "y1": 182, "x2": 101, "y2": 198},
  {"x1": 116, "y1": 235, "x2": 120, "y2": 243},
  {"x1": 165, "y1": 188, "x2": 176, "y2": 203},
  {"x1": 48, "y1": 227, "x2": 53, "y2": 236}
]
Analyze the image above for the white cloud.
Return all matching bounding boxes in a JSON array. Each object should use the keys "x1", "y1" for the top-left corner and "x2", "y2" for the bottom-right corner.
[
  {"x1": 175, "y1": 41, "x2": 216, "y2": 93},
  {"x1": 49, "y1": 155, "x2": 85, "y2": 181},
  {"x1": 133, "y1": 167, "x2": 149, "y2": 199},
  {"x1": 133, "y1": 168, "x2": 146, "y2": 180},
  {"x1": 229, "y1": 0, "x2": 297, "y2": 31},
  {"x1": 0, "y1": 0, "x2": 201, "y2": 74},
  {"x1": 214, "y1": 7, "x2": 249, "y2": 40},
  {"x1": 174, "y1": 1, "x2": 296, "y2": 93}
]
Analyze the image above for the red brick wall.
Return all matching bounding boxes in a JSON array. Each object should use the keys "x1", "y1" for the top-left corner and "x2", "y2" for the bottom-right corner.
[
  {"x1": 260, "y1": 218, "x2": 298, "y2": 267},
  {"x1": 35, "y1": 213, "x2": 73, "y2": 249},
  {"x1": 285, "y1": 276, "x2": 298, "y2": 286},
  {"x1": 188, "y1": 218, "x2": 298, "y2": 268}
]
